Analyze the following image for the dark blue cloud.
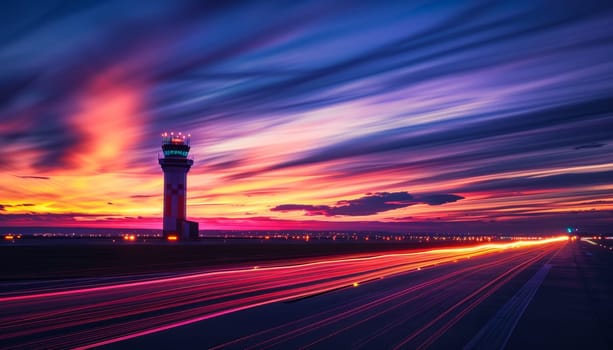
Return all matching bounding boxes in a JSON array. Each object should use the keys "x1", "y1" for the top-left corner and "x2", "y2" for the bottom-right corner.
[
  {"x1": 574, "y1": 143, "x2": 605, "y2": 150},
  {"x1": 271, "y1": 191, "x2": 463, "y2": 216},
  {"x1": 457, "y1": 170, "x2": 613, "y2": 193}
]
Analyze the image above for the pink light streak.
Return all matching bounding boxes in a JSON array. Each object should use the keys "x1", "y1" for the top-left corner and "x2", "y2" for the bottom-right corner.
[{"x1": 0, "y1": 237, "x2": 567, "y2": 349}]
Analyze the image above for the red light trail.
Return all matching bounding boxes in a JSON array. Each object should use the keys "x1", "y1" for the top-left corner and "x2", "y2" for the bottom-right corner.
[{"x1": 0, "y1": 237, "x2": 567, "y2": 349}]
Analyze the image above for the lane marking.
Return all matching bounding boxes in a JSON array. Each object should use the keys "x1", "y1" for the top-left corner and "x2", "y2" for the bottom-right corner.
[{"x1": 464, "y1": 263, "x2": 552, "y2": 350}]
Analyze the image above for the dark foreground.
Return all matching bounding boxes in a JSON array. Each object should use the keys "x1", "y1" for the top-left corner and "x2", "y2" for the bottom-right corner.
[
  {"x1": 1, "y1": 239, "x2": 611, "y2": 349},
  {"x1": 0, "y1": 238, "x2": 468, "y2": 280}
]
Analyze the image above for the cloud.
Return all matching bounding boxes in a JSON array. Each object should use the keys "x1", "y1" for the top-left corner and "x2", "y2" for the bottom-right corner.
[
  {"x1": 271, "y1": 191, "x2": 463, "y2": 217},
  {"x1": 574, "y1": 143, "x2": 605, "y2": 150},
  {"x1": 255, "y1": 96, "x2": 613, "y2": 176},
  {"x1": 14, "y1": 175, "x2": 50, "y2": 180},
  {"x1": 0, "y1": 203, "x2": 35, "y2": 209},
  {"x1": 458, "y1": 170, "x2": 613, "y2": 193},
  {"x1": 4, "y1": 115, "x2": 84, "y2": 171},
  {"x1": 577, "y1": 200, "x2": 613, "y2": 206},
  {"x1": 0, "y1": 213, "x2": 89, "y2": 223},
  {"x1": 416, "y1": 194, "x2": 466, "y2": 205}
]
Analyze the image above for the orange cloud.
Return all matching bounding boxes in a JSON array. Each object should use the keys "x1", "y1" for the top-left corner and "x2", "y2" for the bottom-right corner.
[{"x1": 69, "y1": 72, "x2": 144, "y2": 172}]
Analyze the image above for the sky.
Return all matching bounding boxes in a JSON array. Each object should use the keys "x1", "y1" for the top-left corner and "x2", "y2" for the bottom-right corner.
[{"x1": 1, "y1": 0, "x2": 612, "y2": 234}]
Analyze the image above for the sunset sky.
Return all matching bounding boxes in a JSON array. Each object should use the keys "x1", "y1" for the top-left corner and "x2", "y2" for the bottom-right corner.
[{"x1": 1, "y1": 0, "x2": 612, "y2": 233}]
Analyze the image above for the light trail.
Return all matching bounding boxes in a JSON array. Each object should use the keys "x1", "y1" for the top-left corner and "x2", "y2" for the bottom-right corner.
[
  {"x1": 395, "y1": 247, "x2": 553, "y2": 350},
  {"x1": 243, "y1": 249, "x2": 538, "y2": 350},
  {"x1": 0, "y1": 237, "x2": 568, "y2": 349}
]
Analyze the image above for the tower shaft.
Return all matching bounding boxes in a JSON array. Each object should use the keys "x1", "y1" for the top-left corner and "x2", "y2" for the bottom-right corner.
[
  {"x1": 159, "y1": 132, "x2": 198, "y2": 240},
  {"x1": 160, "y1": 158, "x2": 192, "y2": 237}
]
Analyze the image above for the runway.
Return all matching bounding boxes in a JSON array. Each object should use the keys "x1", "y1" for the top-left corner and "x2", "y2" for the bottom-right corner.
[{"x1": 3, "y1": 236, "x2": 606, "y2": 349}]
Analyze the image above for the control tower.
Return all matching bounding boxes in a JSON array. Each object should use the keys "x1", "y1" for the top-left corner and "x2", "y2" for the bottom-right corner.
[{"x1": 159, "y1": 132, "x2": 198, "y2": 240}]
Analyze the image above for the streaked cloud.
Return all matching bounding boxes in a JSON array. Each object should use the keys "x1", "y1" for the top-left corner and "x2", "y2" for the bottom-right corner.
[
  {"x1": 1, "y1": 0, "x2": 612, "y2": 233},
  {"x1": 574, "y1": 143, "x2": 606, "y2": 150},
  {"x1": 14, "y1": 175, "x2": 50, "y2": 180}
]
